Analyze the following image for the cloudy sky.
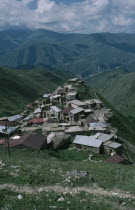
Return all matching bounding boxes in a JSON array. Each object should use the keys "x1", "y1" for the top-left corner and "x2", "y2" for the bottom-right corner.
[{"x1": 1, "y1": 0, "x2": 135, "y2": 33}]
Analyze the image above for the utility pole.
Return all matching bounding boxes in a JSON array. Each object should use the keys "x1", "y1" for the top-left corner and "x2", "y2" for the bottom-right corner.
[{"x1": 4, "y1": 123, "x2": 11, "y2": 157}]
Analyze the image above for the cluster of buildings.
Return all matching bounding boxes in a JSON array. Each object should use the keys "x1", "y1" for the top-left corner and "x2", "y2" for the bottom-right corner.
[{"x1": 0, "y1": 78, "x2": 127, "y2": 164}]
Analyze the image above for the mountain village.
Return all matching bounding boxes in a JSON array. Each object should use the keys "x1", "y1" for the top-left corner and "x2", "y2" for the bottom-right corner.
[{"x1": 0, "y1": 78, "x2": 129, "y2": 165}]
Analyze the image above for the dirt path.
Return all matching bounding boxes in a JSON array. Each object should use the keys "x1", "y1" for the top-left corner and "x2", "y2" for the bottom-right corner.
[{"x1": 0, "y1": 183, "x2": 134, "y2": 199}]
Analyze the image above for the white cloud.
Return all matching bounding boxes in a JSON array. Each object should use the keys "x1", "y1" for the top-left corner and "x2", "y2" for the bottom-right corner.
[
  {"x1": 22, "y1": 0, "x2": 33, "y2": 5},
  {"x1": 0, "y1": 0, "x2": 135, "y2": 33}
]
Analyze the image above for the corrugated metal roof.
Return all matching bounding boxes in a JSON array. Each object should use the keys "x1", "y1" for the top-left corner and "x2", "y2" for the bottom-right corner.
[
  {"x1": 65, "y1": 126, "x2": 83, "y2": 133},
  {"x1": 90, "y1": 122, "x2": 107, "y2": 128},
  {"x1": 23, "y1": 116, "x2": 32, "y2": 121},
  {"x1": 107, "y1": 142, "x2": 122, "y2": 149},
  {"x1": 71, "y1": 100, "x2": 86, "y2": 106},
  {"x1": 73, "y1": 135, "x2": 103, "y2": 148},
  {"x1": 94, "y1": 133, "x2": 114, "y2": 143},
  {"x1": 51, "y1": 95, "x2": 61, "y2": 99},
  {"x1": 84, "y1": 109, "x2": 93, "y2": 113},
  {"x1": 58, "y1": 123, "x2": 71, "y2": 126},
  {"x1": 51, "y1": 106, "x2": 62, "y2": 113},
  {"x1": 0, "y1": 126, "x2": 18, "y2": 135},
  {"x1": 8, "y1": 115, "x2": 22, "y2": 122},
  {"x1": 70, "y1": 107, "x2": 84, "y2": 115},
  {"x1": 89, "y1": 127, "x2": 105, "y2": 131},
  {"x1": 85, "y1": 99, "x2": 102, "y2": 104},
  {"x1": 43, "y1": 94, "x2": 51, "y2": 98},
  {"x1": 67, "y1": 93, "x2": 77, "y2": 96},
  {"x1": 69, "y1": 78, "x2": 78, "y2": 82},
  {"x1": 34, "y1": 108, "x2": 41, "y2": 114}
]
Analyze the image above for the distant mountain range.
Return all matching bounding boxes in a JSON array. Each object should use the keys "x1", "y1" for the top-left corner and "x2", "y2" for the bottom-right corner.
[
  {"x1": 88, "y1": 68, "x2": 135, "y2": 122},
  {"x1": 1, "y1": 29, "x2": 135, "y2": 76}
]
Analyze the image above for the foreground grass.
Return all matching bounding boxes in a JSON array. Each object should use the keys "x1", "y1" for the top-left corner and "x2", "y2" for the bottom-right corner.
[
  {"x1": 2, "y1": 188, "x2": 135, "y2": 210},
  {"x1": 0, "y1": 148, "x2": 135, "y2": 193}
]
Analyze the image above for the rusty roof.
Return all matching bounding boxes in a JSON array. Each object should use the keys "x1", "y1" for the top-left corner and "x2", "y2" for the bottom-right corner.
[
  {"x1": 27, "y1": 103, "x2": 34, "y2": 109},
  {"x1": 0, "y1": 139, "x2": 5, "y2": 145},
  {"x1": 0, "y1": 121, "x2": 14, "y2": 127},
  {"x1": 22, "y1": 134, "x2": 47, "y2": 150},
  {"x1": 85, "y1": 117, "x2": 97, "y2": 125},
  {"x1": 105, "y1": 154, "x2": 125, "y2": 164},
  {"x1": 57, "y1": 88, "x2": 65, "y2": 94},
  {"x1": 8, "y1": 134, "x2": 47, "y2": 150},
  {"x1": 62, "y1": 107, "x2": 75, "y2": 114},
  {"x1": 29, "y1": 118, "x2": 48, "y2": 124}
]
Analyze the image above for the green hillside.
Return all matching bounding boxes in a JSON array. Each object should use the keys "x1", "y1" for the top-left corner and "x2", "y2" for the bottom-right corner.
[
  {"x1": 87, "y1": 68, "x2": 135, "y2": 121},
  {"x1": 0, "y1": 148, "x2": 135, "y2": 210},
  {"x1": 1, "y1": 30, "x2": 135, "y2": 76},
  {"x1": 0, "y1": 66, "x2": 73, "y2": 116}
]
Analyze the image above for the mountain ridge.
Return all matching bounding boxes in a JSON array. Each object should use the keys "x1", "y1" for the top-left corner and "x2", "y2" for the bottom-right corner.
[{"x1": 1, "y1": 29, "x2": 135, "y2": 77}]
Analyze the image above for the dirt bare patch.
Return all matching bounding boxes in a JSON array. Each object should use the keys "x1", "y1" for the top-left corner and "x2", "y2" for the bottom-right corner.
[{"x1": 0, "y1": 183, "x2": 134, "y2": 199}]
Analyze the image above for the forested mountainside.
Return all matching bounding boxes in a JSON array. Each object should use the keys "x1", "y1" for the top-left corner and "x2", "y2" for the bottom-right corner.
[
  {"x1": 87, "y1": 68, "x2": 135, "y2": 122},
  {"x1": 0, "y1": 66, "x2": 73, "y2": 116},
  {"x1": 1, "y1": 29, "x2": 135, "y2": 76}
]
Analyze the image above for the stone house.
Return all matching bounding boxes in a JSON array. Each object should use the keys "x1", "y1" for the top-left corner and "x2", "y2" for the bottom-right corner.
[
  {"x1": 67, "y1": 100, "x2": 88, "y2": 109},
  {"x1": 89, "y1": 122, "x2": 107, "y2": 133},
  {"x1": 47, "y1": 132, "x2": 71, "y2": 150},
  {"x1": 8, "y1": 115, "x2": 22, "y2": 123},
  {"x1": 73, "y1": 135, "x2": 103, "y2": 154},
  {"x1": 65, "y1": 126, "x2": 84, "y2": 136},
  {"x1": 66, "y1": 93, "x2": 77, "y2": 101},
  {"x1": 103, "y1": 141, "x2": 123, "y2": 155},
  {"x1": 34, "y1": 108, "x2": 42, "y2": 118},
  {"x1": 50, "y1": 106, "x2": 62, "y2": 119},
  {"x1": 85, "y1": 99, "x2": 103, "y2": 109},
  {"x1": 50, "y1": 95, "x2": 61, "y2": 104},
  {"x1": 61, "y1": 107, "x2": 75, "y2": 121},
  {"x1": 68, "y1": 78, "x2": 78, "y2": 84},
  {"x1": 70, "y1": 107, "x2": 84, "y2": 122}
]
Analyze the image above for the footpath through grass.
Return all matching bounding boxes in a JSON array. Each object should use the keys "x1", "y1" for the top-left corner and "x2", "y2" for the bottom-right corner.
[
  {"x1": 0, "y1": 148, "x2": 135, "y2": 192},
  {"x1": 0, "y1": 148, "x2": 135, "y2": 209}
]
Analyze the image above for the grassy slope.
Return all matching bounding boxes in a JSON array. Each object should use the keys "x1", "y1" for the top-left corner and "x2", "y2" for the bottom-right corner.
[
  {"x1": 87, "y1": 68, "x2": 135, "y2": 119},
  {"x1": 0, "y1": 148, "x2": 135, "y2": 209},
  {"x1": 0, "y1": 67, "x2": 73, "y2": 116}
]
